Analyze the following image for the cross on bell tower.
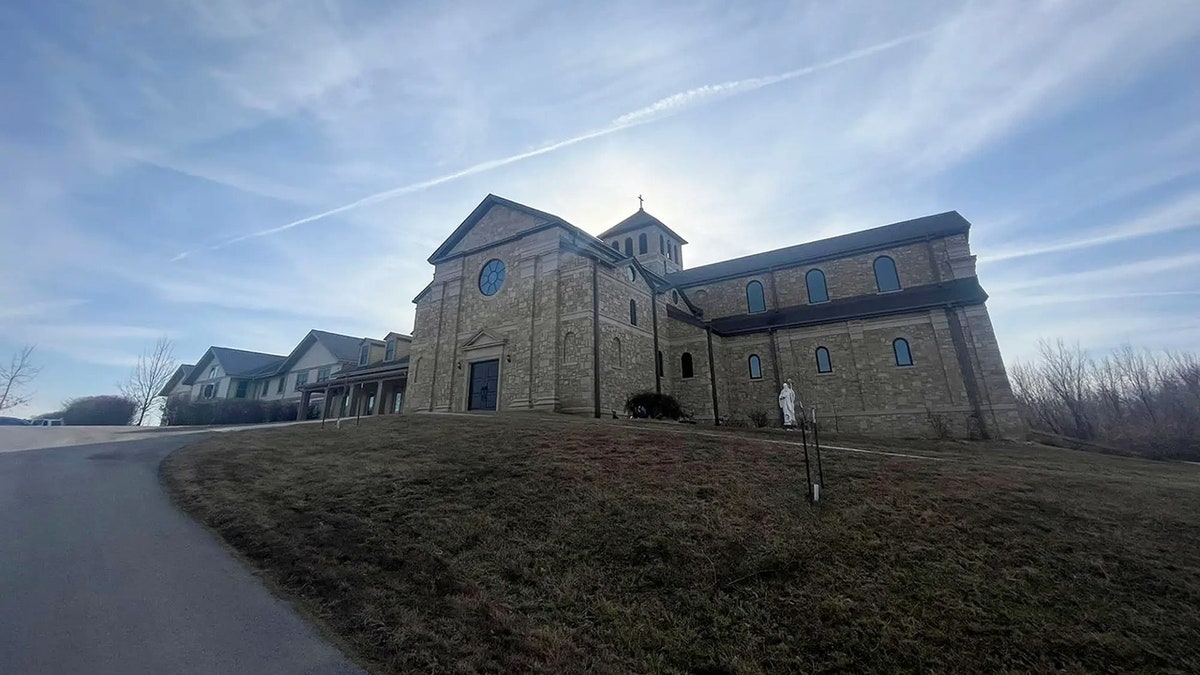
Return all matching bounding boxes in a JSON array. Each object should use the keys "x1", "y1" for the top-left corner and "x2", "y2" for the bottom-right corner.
[{"x1": 637, "y1": 194, "x2": 644, "y2": 211}]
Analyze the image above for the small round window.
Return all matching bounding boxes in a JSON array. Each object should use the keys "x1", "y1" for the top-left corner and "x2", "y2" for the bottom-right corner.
[{"x1": 479, "y1": 259, "x2": 506, "y2": 296}]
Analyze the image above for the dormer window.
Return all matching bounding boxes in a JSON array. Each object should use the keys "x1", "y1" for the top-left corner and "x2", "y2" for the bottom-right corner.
[
  {"x1": 359, "y1": 344, "x2": 369, "y2": 365},
  {"x1": 385, "y1": 340, "x2": 396, "y2": 361},
  {"x1": 209, "y1": 366, "x2": 217, "y2": 379}
]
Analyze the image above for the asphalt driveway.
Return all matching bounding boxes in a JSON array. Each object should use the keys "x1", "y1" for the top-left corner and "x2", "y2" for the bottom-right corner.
[{"x1": 0, "y1": 434, "x2": 363, "y2": 675}]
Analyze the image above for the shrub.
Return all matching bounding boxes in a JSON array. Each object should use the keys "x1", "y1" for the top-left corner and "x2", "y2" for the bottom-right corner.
[
  {"x1": 163, "y1": 397, "x2": 306, "y2": 426},
  {"x1": 747, "y1": 408, "x2": 770, "y2": 428},
  {"x1": 624, "y1": 392, "x2": 683, "y2": 420},
  {"x1": 61, "y1": 395, "x2": 137, "y2": 426}
]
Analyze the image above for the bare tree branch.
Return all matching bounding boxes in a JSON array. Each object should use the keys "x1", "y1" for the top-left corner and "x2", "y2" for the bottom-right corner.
[
  {"x1": 120, "y1": 336, "x2": 178, "y2": 426},
  {"x1": 0, "y1": 345, "x2": 40, "y2": 413}
]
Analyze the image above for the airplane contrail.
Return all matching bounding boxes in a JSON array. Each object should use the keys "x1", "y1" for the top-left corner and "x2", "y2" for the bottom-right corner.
[{"x1": 171, "y1": 30, "x2": 932, "y2": 261}]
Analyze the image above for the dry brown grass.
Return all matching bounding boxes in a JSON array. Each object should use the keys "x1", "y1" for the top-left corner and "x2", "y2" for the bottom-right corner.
[{"x1": 162, "y1": 413, "x2": 1200, "y2": 674}]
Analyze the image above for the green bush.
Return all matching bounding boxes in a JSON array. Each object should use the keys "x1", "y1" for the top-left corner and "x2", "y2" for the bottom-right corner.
[
  {"x1": 747, "y1": 408, "x2": 770, "y2": 428},
  {"x1": 162, "y1": 396, "x2": 308, "y2": 426},
  {"x1": 624, "y1": 392, "x2": 683, "y2": 420},
  {"x1": 62, "y1": 395, "x2": 137, "y2": 426}
]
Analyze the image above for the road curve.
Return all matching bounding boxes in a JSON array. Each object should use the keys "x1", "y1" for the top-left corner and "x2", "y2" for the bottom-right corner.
[{"x1": 0, "y1": 435, "x2": 364, "y2": 675}]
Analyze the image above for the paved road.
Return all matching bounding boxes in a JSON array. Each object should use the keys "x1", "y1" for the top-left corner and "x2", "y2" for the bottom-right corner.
[{"x1": 0, "y1": 434, "x2": 364, "y2": 675}]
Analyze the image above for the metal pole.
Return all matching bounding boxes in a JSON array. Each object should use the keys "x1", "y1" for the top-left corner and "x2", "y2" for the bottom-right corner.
[
  {"x1": 813, "y1": 406, "x2": 824, "y2": 489},
  {"x1": 801, "y1": 415, "x2": 813, "y2": 502}
]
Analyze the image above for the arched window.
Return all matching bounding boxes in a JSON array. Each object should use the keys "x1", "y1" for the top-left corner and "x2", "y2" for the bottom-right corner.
[
  {"x1": 748, "y1": 354, "x2": 763, "y2": 379},
  {"x1": 893, "y1": 338, "x2": 913, "y2": 366},
  {"x1": 806, "y1": 269, "x2": 829, "y2": 303},
  {"x1": 746, "y1": 280, "x2": 766, "y2": 313},
  {"x1": 660, "y1": 234, "x2": 665, "y2": 253},
  {"x1": 629, "y1": 299, "x2": 638, "y2": 326},
  {"x1": 671, "y1": 290, "x2": 679, "y2": 303},
  {"x1": 638, "y1": 233, "x2": 648, "y2": 254},
  {"x1": 611, "y1": 241, "x2": 619, "y2": 250},
  {"x1": 815, "y1": 347, "x2": 832, "y2": 373},
  {"x1": 668, "y1": 242, "x2": 674, "y2": 261},
  {"x1": 624, "y1": 237, "x2": 633, "y2": 256},
  {"x1": 874, "y1": 256, "x2": 901, "y2": 292},
  {"x1": 563, "y1": 331, "x2": 575, "y2": 362},
  {"x1": 681, "y1": 352, "x2": 694, "y2": 378},
  {"x1": 656, "y1": 350, "x2": 664, "y2": 376},
  {"x1": 613, "y1": 337, "x2": 623, "y2": 368}
]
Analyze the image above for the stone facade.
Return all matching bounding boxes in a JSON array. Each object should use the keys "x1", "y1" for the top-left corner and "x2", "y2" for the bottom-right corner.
[{"x1": 402, "y1": 195, "x2": 1023, "y2": 439}]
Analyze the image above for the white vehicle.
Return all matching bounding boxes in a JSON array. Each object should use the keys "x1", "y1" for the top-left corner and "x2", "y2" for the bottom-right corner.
[{"x1": 31, "y1": 418, "x2": 65, "y2": 427}]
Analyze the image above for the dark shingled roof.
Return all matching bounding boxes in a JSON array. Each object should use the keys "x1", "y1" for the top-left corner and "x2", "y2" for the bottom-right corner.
[
  {"x1": 311, "y1": 329, "x2": 366, "y2": 363},
  {"x1": 691, "y1": 277, "x2": 987, "y2": 336},
  {"x1": 208, "y1": 347, "x2": 286, "y2": 377},
  {"x1": 597, "y1": 208, "x2": 689, "y2": 244},
  {"x1": 666, "y1": 211, "x2": 970, "y2": 287},
  {"x1": 157, "y1": 364, "x2": 195, "y2": 397}
]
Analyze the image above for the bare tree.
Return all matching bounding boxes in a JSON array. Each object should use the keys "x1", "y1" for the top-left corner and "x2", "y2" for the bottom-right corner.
[
  {"x1": 0, "y1": 345, "x2": 40, "y2": 412},
  {"x1": 1037, "y1": 338, "x2": 1094, "y2": 439},
  {"x1": 120, "y1": 336, "x2": 178, "y2": 426}
]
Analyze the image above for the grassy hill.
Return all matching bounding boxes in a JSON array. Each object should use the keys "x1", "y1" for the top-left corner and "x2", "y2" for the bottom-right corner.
[{"x1": 162, "y1": 414, "x2": 1200, "y2": 674}]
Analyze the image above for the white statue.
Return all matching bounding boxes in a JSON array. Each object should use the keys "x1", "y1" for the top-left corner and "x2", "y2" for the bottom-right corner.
[{"x1": 779, "y1": 380, "x2": 797, "y2": 428}]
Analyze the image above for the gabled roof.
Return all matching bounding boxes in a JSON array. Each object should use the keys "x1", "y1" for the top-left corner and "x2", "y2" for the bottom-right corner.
[
  {"x1": 384, "y1": 331, "x2": 413, "y2": 341},
  {"x1": 666, "y1": 211, "x2": 970, "y2": 287},
  {"x1": 157, "y1": 364, "x2": 195, "y2": 397},
  {"x1": 183, "y1": 346, "x2": 286, "y2": 384},
  {"x1": 274, "y1": 329, "x2": 365, "y2": 375},
  {"x1": 427, "y1": 194, "x2": 567, "y2": 263},
  {"x1": 598, "y1": 208, "x2": 689, "y2": 244}
]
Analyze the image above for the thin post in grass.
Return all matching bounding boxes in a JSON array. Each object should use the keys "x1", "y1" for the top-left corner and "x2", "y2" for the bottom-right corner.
[
  {"x1": 812, "y1": 405, "x2": 824, "y2": 491},
  {"x1": 801, "y1": 413, "x2": 813, "y2": 502}
]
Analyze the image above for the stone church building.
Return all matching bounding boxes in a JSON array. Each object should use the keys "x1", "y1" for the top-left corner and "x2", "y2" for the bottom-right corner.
[{"x1": 404, "y1": 194, "x2": 1022, "y2": 438}]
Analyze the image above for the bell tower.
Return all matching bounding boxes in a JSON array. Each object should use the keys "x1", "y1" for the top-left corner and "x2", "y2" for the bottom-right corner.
[{"x1": 598, "y1": 197, "x2": 688, "y2": 276}]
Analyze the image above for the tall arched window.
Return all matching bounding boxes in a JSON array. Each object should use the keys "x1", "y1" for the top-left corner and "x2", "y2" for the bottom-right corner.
[
  {"x1": 874, "y1": 256, "x2": 901, "y2": 292},
  {"x1": 638, "y1": 233, "x2": 648, "y2": 254},
  {"x1": 893, "y1": 338, "x2": 913, "y2": 366},
  {"x1": 806, "y1": 269, "x2": 829, "y2": 303},
  {"x1": 815, "y1": 347, "x2": 832, "y2": 373},
  {"x1": 563, "y1": 331, "x2": 575, "y2": 363},
  {"x1": 629, "y1": 299, "x2": 638, "y2": 326},
  {"x1": 656, "y1": 350, "x2": 664, "y2": 376},
  {"x1": 612, "y1": 337, "x2": 623, "y2": 368},
  {"x1": 681, "y1": 352, "x2": 694, "y2": 378},
  {"x1": 611, "y1": 241, "x2": 619, "y2": 250},
  {"x1": 748, "y1": 354, "x2": 763, "y2": 379},
  {"x1": 624, "y1": 237, "x2": 633, "y2": 256},
  {"x1": 660, "y1": 234, "x2": 665, "y2": 253},
  {"x1": 746, "y1": 280, "x2": 766, "y2": 313}
]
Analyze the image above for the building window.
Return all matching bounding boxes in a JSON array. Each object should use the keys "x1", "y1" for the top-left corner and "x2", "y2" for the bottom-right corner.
[
  {"x1": 874, "y1": 256, "x2": 901, "y2": 292},
  {"x1": 614, "y1": 337, "x2": 623, "y2": 368},
  {"x1": 359, "y1": 344, "x2": 370, "y2": 365},
  {"x1": 746, "y1": 280, "x2": 766, "y2": 313},
  {"x1": 295, "y1": 372, "x2": 309, "y2": 390},
  {"x1": 815, "y1": 347, "x2": 832, "y2": 373},
  {"x1": 202, "y1": 383, "x2": 214, "y2": 399},
  {"x1": 681, "y1": 352, "x2": 694, "y2": 378},
  {"x1": 630, "y1": 299, "x2": 638, "y2": 326},
  {"x1": 748, "y1": 354, "x2": 763, "y2": 379},
  {"x1": 668, "y1": 242, "x2": 674, "y2": 261},
  {"x1": 479, "y1": 258, "x2": 506, "y2": 296},
  {"x1": 671, "y1": 290, "x2": 679, "y2": 303},
  {"x1": 893, "y1": 338, "x2": 914, "y2": 366},
  {"x1": 317, "y1": 366, "x2": 331, "y2": 382},
  {"x1": 275, "y1": 378, "x2": 283, "y2": 394},
  {"x1": 385, "y1": 340, "x2": 395, "y2": 361},
  {"x1": 261, "y1": 381, "x2": 270, "y2": 397},
  {"x1": 660, "y1": 234, "x2": 665, "y2": 253},
  {"x1": 563, "y1": 331, "x2": 575, "y2": 362},
  {"x1": 806, "y1": 269, "x2": 829, "y2": 303},
  {"x1": 657, "y1": 350, "x2": 664, "y2": 376},
  {"x1": 209, "y1": 366, "x2": 217, "y2": 379},
  {"x1": 638, "y1": 233, "x2": 648, "y2": 254},
  {"x1": 624, "y1": 237, "x2": 633, "y2": 256},
  {"x1": 611, "y1": 241, "x2": 619, "y2": 250},
  {"x1": 235, "y1": 380, "x2": 248, "y2": 398}
]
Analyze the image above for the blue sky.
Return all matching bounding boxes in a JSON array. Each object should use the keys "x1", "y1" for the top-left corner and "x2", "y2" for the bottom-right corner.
[{"x1": 2, "y1": 0, "x2": 1198, "y2": 416}]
